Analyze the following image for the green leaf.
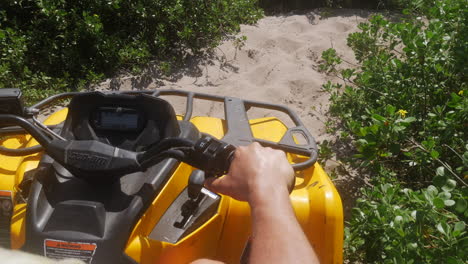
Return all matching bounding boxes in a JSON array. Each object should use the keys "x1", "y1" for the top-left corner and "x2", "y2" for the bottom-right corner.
[
  {"x1": 422, "y1": 140, "x2": 435, "y2": 149},
  {"x1": 359, "y1": 127, "x2": 368, "y2": 136},
  {"x1": 447, "y1": 257, "x2": 463, "y2": 264},
  {"x1": 402, "y1": 117, "x2": 416, "y2": 123},
  {"x1": 433, "y1": 175, "x2": 447, "y2": 188},
  {"x1": 430, "y1": 150, "x2": 440, "y2": 159},
  {"x1": 453, "y1": 221, "x2": 465, "y2": 232},
  {"x1": 442, "y1": 179, "x2": 456, "y2": 192},
  {"x1": 447, "y1": 257, "x2": 466, "y2": 264},
  {"x1": 427, "y1": 185, "x2": 438, "y2": 196},
  {"x1": 393, "y1": 125, "x2": 406, "y2": 132},
  {"x1": 436, "y1": 167, "x2": 445, "y2": 176},
  {"x1": 371, "y1": 114, "x2": 386, "y2": 122},
  {"x1": 433, "y1": 197, "x2": 444, "y2": 208},
  {"x1": 396, "y1": 228, "x2": 405, "y2": 237},
  {"x1": 444, "y1": 199, "x2": 455, "y2": 206},
  {"x1": 438, "y1": 191, "x2": 451, "y2": 200},
  {"x1": 455, "y1": 199, "x2": 467, "y2": 213},
  {"x1": 356, "y1": 139, "x2": 368, "y2": 146},
  {"x1": 386, "y1": 105, "x2": 396, "y2": 115},
  {"x1": 370, "y1": 124, "x2": 379, "y2": 134},
  {"x1": 436, "y1": 223, "x2": 446, "y2": 235}
]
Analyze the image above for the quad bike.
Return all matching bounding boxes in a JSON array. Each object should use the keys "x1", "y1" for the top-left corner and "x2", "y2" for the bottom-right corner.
[{"x1": 0, "y1": 88, "x2": 343, "y2": 264}]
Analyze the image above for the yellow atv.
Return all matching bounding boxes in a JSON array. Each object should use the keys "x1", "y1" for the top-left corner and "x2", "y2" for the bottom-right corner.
[{"x1": 0, "y1": 88, "x2": 343, "y2": 263}]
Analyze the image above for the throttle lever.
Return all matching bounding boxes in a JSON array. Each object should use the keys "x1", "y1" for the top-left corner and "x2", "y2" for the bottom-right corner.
[{"x1": 188, "y1": 170, "x2": 207, "y2": 200}]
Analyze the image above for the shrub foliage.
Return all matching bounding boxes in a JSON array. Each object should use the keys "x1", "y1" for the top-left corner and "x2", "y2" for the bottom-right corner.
[
  {"x1": 320, "y1": 0, "x2": 467, "y2": 262},
  {"x1": 0, "y1": 0, "x2": 262, "y2": 103}
]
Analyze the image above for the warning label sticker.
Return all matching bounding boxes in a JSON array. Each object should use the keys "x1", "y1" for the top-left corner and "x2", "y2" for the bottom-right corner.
[
  {"x1": 44, "y1": 239, "x2": 97, "y2": 264},
  {"x1": 0, "y1": 190, "x2": 11, "y2": 197}
]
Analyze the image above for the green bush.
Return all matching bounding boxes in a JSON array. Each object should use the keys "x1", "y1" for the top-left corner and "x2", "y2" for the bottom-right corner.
[
  {"x1": 0, "y1": 0, "x2": 263, "y2": 104},
  {"x1": 346, "y1": 180, "x2": 466, "y2": 263},
  {"x1": 320, "y1": 0, "x2": 467, "y2": 262}
]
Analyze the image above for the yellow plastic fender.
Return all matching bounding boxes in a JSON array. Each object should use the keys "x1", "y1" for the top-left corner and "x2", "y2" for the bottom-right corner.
[{"x1": 125, "y1": 116, "x2": 343, "y2": 264}]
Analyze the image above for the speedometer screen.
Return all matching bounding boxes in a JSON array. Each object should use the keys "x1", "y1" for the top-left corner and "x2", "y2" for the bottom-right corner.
[
  {"x1": 100, "y1": 111, "x2": 138, "y2": 130},
  {"x1": 92, "y1": 107, "x2": 142, "y2": 131}
]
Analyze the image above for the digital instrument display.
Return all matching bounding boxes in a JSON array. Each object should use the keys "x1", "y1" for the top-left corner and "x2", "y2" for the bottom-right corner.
[
  {"x1": 92, "y1": 107, "x2": 143, "y2": 132},
  {"x1": 100, "y1": 111, "x2": 138, "y2": 130}
]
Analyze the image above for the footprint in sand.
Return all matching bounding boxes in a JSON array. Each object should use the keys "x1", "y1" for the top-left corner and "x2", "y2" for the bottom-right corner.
[
  {"x1": 329, "y1": 21, "x2": 353, "y2": 33},
  {"x1": 247, "y1": 65, "x2": 278, "y2": 86},
  {"x1": 289, "y1": 80, "x2": 306, "y2": 97},
  {"x1": 283, "y1": 20, "x2": 311, "y2": 34},
  {"x1": 275, "y1": 37, "x2": 304, "y2": 54},
  {"x1": 246, "y1": 49, "x2": 260, "y2": 60},
  {"x1": 288, "y1": 79, "x2": 316, "y2": 96},
  {"x1": 287, "y1": 79, "x2": 322, "y2": 109},
  {"x1": 262, "y1": 39, "x2": 277, "y2": 50},
  {"x1": 292, "y1": 47, "x2": 319, "y2": 63}
]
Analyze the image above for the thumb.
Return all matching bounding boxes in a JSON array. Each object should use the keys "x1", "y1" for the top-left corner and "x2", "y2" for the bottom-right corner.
[{"x1": 204, "y1": 176, "x2": 230, "y2": 195}]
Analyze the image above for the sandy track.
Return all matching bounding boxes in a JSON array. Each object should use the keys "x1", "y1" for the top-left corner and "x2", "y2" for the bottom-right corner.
[{"x1": 98, "y1": 10, "x2": 369, "y2": 146}]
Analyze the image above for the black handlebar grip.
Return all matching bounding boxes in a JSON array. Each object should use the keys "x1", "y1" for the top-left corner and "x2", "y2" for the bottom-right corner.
[{"x1": 191, "y1": 136, "x2": 236, "y2": 177}]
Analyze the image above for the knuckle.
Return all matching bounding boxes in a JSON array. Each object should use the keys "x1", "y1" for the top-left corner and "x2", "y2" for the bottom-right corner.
[
  {"x1": 252, "y1": 142, "x2": 261, "y2": 147},
  {"x1": 251, "y1": 142, "x2": 262, "y2": 149},
  {"x1": 273, "y1": 148, "x2": 285, "y2": 156},
  {"x1": 237, "y1": 146, "x2": 247, "y2": 154},
  {"x1": 234, "y1": 148, "x2": 241, "y2": 156}
]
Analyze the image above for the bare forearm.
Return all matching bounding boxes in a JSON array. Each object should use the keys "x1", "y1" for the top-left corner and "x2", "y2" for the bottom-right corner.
[
  {"x1": 249, "y1": 188, "x2": 320, "y2": 264},
  {"x1": 202, "y1": 144, "x2": 316, "y2": 263}
]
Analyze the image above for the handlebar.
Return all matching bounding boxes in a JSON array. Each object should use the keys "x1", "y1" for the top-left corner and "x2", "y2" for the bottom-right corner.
[
  {"x1": 0, "y1": 114, "x2": 235, "y2": 179},
  {"x1": 0, "y1": 115, "x2": 52, "y2": 146},
  {"x1": 0, "y1": 90, "x2": 320, "y2": 177}
]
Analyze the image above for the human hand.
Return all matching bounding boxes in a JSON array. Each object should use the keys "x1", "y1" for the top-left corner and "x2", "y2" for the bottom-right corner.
[{"x1": 204, "y1": 142, "x2": 294, "y2": 205}]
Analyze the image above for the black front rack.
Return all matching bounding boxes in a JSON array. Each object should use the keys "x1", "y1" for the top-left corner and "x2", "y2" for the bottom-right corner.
[{"x1": 1, "y1": 89, "x2": 318, "y2": 170}]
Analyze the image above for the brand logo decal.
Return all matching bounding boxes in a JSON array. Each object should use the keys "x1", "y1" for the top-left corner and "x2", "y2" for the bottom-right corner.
[{"x1": 68, "y1": 151, "x2": 109, "y2": 169}]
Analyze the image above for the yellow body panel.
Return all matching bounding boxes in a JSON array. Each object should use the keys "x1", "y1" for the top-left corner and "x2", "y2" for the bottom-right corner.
[
  {"x1": 5, "y1": 110, "x2": 343, "y2": 263},
  {"x1": 10, "y1": 203, "x2": 26, "y2": 249},
  {"x1": 0, "y1": 136, "x2": 25, "y2": 203},
  {"x1": 126, "y1": 116, "x2": 343, "y2": 264},
  {"x1": 6, "y1": 108, "x2": 68, "y2": 249}
]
